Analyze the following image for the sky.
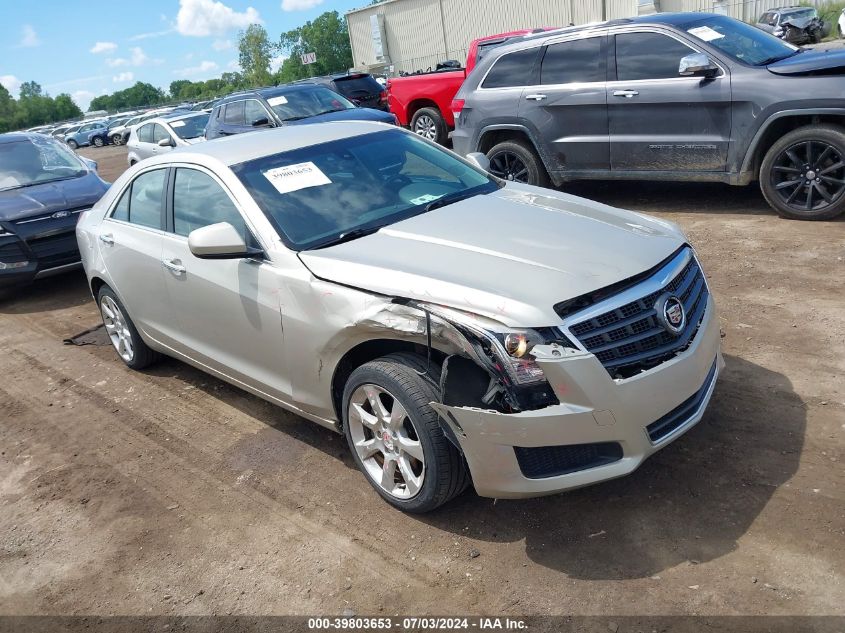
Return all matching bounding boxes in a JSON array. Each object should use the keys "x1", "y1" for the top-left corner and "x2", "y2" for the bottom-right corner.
[{"x1": 0, "y1": 0, "x2": 369, "y2": 111}]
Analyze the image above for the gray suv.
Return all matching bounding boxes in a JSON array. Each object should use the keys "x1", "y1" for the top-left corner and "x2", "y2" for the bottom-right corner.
[{"x1": 452, "y1": 12, "x2": 845, "y2": 220}]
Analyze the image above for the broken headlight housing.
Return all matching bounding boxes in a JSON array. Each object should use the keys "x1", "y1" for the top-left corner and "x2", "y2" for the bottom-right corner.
[{"x1": 490, "y1": 327, "x2": 574, "y2": 385}]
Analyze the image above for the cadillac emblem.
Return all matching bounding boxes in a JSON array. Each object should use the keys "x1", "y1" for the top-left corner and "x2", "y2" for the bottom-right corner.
[{"x1": 655, "y1": 293, "x2": 686, "y2": 336}]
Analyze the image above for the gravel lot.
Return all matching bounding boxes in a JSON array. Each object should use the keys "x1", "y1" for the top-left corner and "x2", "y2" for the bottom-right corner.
[{"x1": 1, "y1": 144, "x2": 843, "y2": 618}]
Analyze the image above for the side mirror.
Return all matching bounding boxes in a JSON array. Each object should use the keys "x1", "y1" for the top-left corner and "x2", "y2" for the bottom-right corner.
[
  {"x1": 679, "y1": 53, "x2": 719, "y2": 78},
  {"x1": 188, "y1": 222, "x2": 263, "y2": 260},
  {"x1": 158, "y1": 137, "x2": 174, "y2": 147},
  {"x1": 251, "y1": 117, "x2": 271, "y2": 127},
  {"x1": 465, "y1": 151, "x2": 491, "y2": 173},
  {"x1": 81, "y1": 157, "x2": 98, "y2": 171}
]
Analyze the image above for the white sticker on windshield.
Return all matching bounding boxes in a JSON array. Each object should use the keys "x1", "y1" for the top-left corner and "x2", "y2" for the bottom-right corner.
[
  {"x1": 170, "y1": 120, "x2": 186, "y2": 128},
  {"x1": 263, "y1": 161, "x2": 331, "y2": 194},
  {"x1": 687, "y1": 26, "x2": 724, "y2": 41},
  {"x1": 408, "y1": 193, "x2": 443, "y2": 205},
  {"x1": 267, "y1": 95, "x2": 288, "y2": 106}
]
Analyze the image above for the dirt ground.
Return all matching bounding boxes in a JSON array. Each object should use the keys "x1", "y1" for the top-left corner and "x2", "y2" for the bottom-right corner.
[{"x1": 1, "y1": 144, "x2": 843, "y2": 618}]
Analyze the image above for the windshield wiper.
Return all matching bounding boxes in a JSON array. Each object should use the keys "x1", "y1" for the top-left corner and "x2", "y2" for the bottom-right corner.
[
  {"x1": 423, "y1": 189, "x2": 482, "y2": 212},
  {"x1": 0, "y1": 174, "x2": 83, "y2": 192},
  {"x1": 309, "y1": 225, "x2": 384, "y2": 250}
]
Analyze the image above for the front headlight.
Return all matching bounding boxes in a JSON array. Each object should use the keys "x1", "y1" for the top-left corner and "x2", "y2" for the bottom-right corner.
[{"x1": 417, "y1": 302, "x2": 572, "y2": 386}]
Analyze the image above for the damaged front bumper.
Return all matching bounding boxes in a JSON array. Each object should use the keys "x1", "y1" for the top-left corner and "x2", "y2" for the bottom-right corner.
[{"x1": 431, "y1": 295, "x2": 723, "y2": 499}]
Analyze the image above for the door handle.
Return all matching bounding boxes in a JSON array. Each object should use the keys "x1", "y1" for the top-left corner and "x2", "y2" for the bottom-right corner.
[
  {"x1": 525, "y1": 93, "x2": 548, "y2": 101},
  {"x1": 613, "y1": 89, "x2": 639, "y2": 98},
  {"x1": 162, "y1": 259, "x2": 186, "y2": 274},
  {"x1": 99, "y1": 233, "x2": 114, "y2": 245}
]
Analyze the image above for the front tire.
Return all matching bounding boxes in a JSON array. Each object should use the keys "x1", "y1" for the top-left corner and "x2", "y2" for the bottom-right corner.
[
  {"x1": 93, "y1": 136, "x2": 104, "y2": 147},
  {"x1": 66, "y1": 139, "x2": 78, "y2": 150},
  {"x1": 411, "y1": 107, "x2": 448, "y2": 145},
  {"x1": 760, "y1": 124, "x2": 845, "y2": 220},
  {"x1": 97, "y1": 285, "x2": 159, "y2": 370},
  {"x1": 486, "y1": 140, "x2": 550, "y2": 187},
  {"x1": 342, "y1": 353, "x2": 469, "y2": 513}
]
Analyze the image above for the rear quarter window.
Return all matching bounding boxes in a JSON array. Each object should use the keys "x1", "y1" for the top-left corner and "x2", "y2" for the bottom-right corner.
[{"x1": 481, "y1": 47, "x2": 541, "y2": 89}]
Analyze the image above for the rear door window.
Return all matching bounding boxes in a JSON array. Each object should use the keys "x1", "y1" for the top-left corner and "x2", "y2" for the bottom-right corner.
[
  {"x1": 541, "y1": 37, "x2": 606, "y2": 84},
  {"x1": 111, "y1": 169, "x2": 166, "y2": 230},
  {"x1": 224, "y1": 100, "x2": 246, "y2": 125},
  {"x1": 138, "y1": 124, "x2": 154, "y2": 143},
  {"x1": 481, "y1": 47, "x2": 541, "y2": 88},
  {"x1": 615, "y1": 32, "x2": 697, "y2": 81}
]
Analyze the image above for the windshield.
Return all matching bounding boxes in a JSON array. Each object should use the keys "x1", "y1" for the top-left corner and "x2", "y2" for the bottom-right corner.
[
  {"x1": 680, "y1": 15, "x2": 798, "y2": 65},
  {"x1": 0, "y1": 136, "x2": 88, "y2": 192},
  {"x1": 232, "y1": 129, "x2": 497, "y2": 250},
  {"x1": 267, "y1": 86, "x2": 356, "y2": 122},
  {"x1": 169, "y1": 114, "x2": 208, "y2": 140}
]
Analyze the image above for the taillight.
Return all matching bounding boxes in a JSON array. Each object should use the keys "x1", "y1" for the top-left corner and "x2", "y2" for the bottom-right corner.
[
  {"x1": 379, "y1": 90, "x2": 388, "y2": 104},
  {"x1": 451, "y1": 98, "x2": 465, "y2": 122}
]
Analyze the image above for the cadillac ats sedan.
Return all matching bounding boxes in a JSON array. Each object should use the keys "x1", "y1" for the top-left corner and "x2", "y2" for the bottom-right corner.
[{"x1": 76, "y1": 122, "x2": 722, "y2": 512}]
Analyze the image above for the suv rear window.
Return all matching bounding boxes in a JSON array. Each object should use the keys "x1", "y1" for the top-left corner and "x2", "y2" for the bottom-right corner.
[
  {"x1": 332, "y1": 75, "x2": 382, "y2": 98},
  {"x1": 482, "y1": 47, "x2": 541, "y2": 89},
  {"x1": 541, "y1": 37, "x2": 605, "y2": 84}
]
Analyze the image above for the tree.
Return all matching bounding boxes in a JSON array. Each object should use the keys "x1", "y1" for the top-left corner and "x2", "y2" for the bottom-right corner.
[
  {"x1": 238, "y1": 24, "x2": 273, "y2": 88},
  {"x1": 0, "y1": 85, "x2": 17, "y2": 133},
  {"x1": 19, "y1": 81, "x2": 42, "y2": 99},
  {"x1": 276, "y1": 11, "x2": 353, "y2": 82},
  {"x1": 169, "y1": 80, "x2": 193, "y2": 101},
  {"x1": 90, "y1": 81, "x2": 166, "y2": 112},
  {"x1": 53, "y1": 94, "x2": 82, "y2": 120}
]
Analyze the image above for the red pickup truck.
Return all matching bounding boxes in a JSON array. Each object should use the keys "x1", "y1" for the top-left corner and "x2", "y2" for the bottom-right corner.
[{"x1": 387, "y1": 29, "x2": 550, "y2": 145}]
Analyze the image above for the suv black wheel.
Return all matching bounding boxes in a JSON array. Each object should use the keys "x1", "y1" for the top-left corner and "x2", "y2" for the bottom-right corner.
[
  {"x1": 411, "y1": 107, "x2": 448, "y2": 145},
  {"x1": 487, "y1": 140, "x2": 550, "y2": 187},
  {"x1": 342, "y1": 352, "x2": 469, "y2": 513},
  {"x1": 760, "y1": 125, "x2": 845, "y2": 220}
]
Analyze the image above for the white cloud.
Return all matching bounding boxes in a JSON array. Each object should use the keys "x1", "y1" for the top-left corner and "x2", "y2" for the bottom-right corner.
[
  {"x1": 90, "y1": 41, "x2": 118, "y2": 54},
  {"x1": 176, "y1": 0, "x2": 261, "y2": 37},
  {"x1": 270, "y1": 54, "x2": 288, "y2": 73},
  {"x1": 226, "y1": 59, "x2": 240, "y2": 71},
  {"x1": 113, "y1": 72, "x2": 134, "y2": 83},
  {"x1": 72, "y1": 90, "x2": 96, "y2": 112},
  {"x1": 0, "y1": 75, "x2": 22, "y2": 97},
  {"x1": 129, "y1": 29, "x2": 173, "y2": 41},
  {"x1": 19, "y1": 24, "x2": 40, "y2": 48},
  {"x1": 281, "y1": 0, "x2": 323, "y2": 10},
  {"x1": 212, "y1": 39, "x2": 233, "y2": 51},
  {"x1": 173, "y1": 60, "x2": 219, "y2": 77},
  {"x1": 105, "y1": 47, "x2": 151, "y2": 68}
]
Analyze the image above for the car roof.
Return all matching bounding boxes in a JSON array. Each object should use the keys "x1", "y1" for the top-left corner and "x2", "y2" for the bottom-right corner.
[
  {"x1": 146, "y1": 121, "x2": 397, "y2": 167},
  {"x1": 218, "y1": 84, "x2": 330, "y2": 104},
  {"x1": 0, "y1": 132, "x2": 44, "y2": 144},
  {"x1": 159, "y1": 110, "x2": 208, "y2": 122}
]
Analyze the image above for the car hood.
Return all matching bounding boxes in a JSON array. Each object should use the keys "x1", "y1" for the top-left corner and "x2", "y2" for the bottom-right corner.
[
  {"x1": 0, "y1": 172, "x2": 108, "y2": 223},
  {"x1": 768, "y1": 49, "x2": 845, "y2": 75},
  {"x1": 287, "y1": 108, "x2": 395, "y2": 126},
  {"x1": 298, "y1": 184, "x2": 685, "y2": 326}
]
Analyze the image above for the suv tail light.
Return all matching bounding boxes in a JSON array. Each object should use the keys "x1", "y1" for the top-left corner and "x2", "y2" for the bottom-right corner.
[
  {"x1": 451, "y1": 98, "x2": 465, "y2": 122},
  {"x1": 379, "y1": 89, "x2": 388, "y2": 104}
]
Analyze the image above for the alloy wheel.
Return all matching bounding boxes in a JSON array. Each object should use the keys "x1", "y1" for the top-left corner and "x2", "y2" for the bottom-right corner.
[
  {"x1": 93, "y1": 137, "x2": 104, "y2": 147},
  {"x1": 347, "y1": 384, "x2": 425, "y2": 499},
  {"x1": 488, "y1": 150, "x2": 529, "y2": 183},
  {"x1": 100, "y1": 295, "x2": 135, "y2": 363},
  {"x1": 770, "y1": 140, "x2": 845, "y2": 213},
  {"x1": 413, "y1": 115, "x2": 437, "y2": 140}
]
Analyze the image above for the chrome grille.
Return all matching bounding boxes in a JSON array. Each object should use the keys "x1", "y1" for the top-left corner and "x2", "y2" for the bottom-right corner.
[{"x1": 567, "y1": 249, "x2": 708, "y2": 377}]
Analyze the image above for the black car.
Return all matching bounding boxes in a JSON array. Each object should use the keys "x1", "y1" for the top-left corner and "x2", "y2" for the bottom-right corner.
[
  {"x1": 292, "y1": 73, "x2": 388, "y2": 111},
  {"x1": 0, "y1": 133, "x2": 109, "y2": 287},
  {"x1": 205, "y1": 84, "x2": 396, "y2": 140}
]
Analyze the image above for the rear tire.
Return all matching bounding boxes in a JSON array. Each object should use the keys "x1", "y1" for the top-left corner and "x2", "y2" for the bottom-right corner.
[
  {"x1": 93, "y1": 136, "x2": 104, "y2": 147},
  {"x1": 342, "y1": 352, "x2": 469, "y2": 513},
  {"x1": 97, "y1": 285, "x2": 160, "y2": 370},
  {"x1": 760, "y1": 124, "x2": 845, "y2": 220},
  {"x1": 411, "y1": 107, "x2": 448, "y2": 145},
  {"x1": 486, "y1": 140, "x2": 550, "y2": 188}
]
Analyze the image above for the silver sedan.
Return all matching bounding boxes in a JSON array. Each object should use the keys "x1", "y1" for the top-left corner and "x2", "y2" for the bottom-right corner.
[
  {"x1": 126, "y1": 111, "x2": 208, "y2": 166},
  {"x1": 77, "y1": 122, "x2": 721, "y2": 512}
]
